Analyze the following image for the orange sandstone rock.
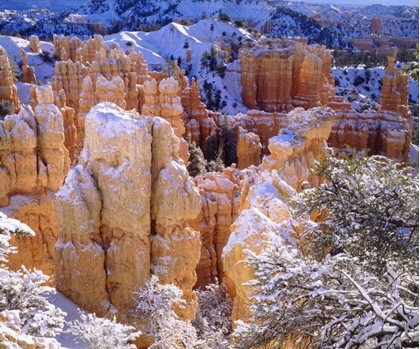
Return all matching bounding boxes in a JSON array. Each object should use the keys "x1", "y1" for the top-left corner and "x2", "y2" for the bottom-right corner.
[
  {"x1": 54, "y1": 103, "x2": 201, "y2": 346},
  {"x1": 239, "y1": 39, "x2": 334, "y2": 113},
  {"x1": 236, "y1": 127, "x2": 261, "y2": 169},
  {"x1": 0, "y1": 86, "x2": 70, "y2": 280},
  {"x1": 222, "y1": 106, "x2": 335, "y2": 325},
  {"x1": 28, "y1": 35, "x2": 41, "y2": 53},
  {"x1": 0, "y1": 46, "x2": 20, "y2": 114},
  {"x1": 19, "y1": 48, "x2": 37, "y2": 85},
  {"x1": 328, "y1": 51, "x2": 411, "y2": 162}
]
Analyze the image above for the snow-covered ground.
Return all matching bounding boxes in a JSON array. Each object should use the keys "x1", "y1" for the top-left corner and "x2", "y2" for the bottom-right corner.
[
  {"x1": 332, "y1": 65, "x2": 419, "y2": 112},
  {"x1": 46, "y1": 291, "x2": 84, "y2": 349}
]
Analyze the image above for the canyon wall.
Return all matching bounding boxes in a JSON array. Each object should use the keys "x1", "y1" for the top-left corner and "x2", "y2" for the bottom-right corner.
[{"x1": 239, "y1": 39, "x2": 334, "y2": 112}]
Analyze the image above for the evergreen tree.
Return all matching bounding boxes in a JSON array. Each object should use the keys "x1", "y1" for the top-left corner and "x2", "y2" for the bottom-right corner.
[{"x1": 187, "y1": 137, "x2": 207, "y2": 177}]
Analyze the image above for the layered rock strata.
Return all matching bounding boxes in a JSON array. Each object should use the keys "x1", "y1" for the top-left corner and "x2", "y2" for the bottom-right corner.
[
  {"x1": 54, "y1": 103, "x2": 201, "y2": 346},
  {"x1": 0, "y1": 86, "x2": 70, "y2": 281},
  {"x1": 240, "y1": 39, "x2": 334, "y2": 112},
  {"x1": 189, "y1": 166, "x2": 250, "y2": 287},
  {"x1": 328, "y1": 50, "x2": 412, "y2": 162}
]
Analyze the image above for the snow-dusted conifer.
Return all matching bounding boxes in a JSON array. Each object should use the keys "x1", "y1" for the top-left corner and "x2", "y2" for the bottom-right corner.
[
  {"x1": 231, "y1": 231, "x2": 419, "y2": 348},
  {"x1": 0, "y1": 213, "x2": 66, "y2": 339},
  {"x1": 231, "y1": 153, "x2": 419, "y2": 348},
  {"x1": 67, "y1": 310, "x2": 141, "y2": 349},
  {"x1": 192, "y1": 284, "x2": 233, "y2": 348},
  {"x1": 294, "y1": 151, "x2": 419, "y2": 273},
  {"x1": 132, "y1": 275, "x2": 201, "y2": 348}
]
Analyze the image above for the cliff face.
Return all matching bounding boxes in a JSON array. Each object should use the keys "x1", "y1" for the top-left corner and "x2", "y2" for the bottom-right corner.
[
  {"x1": 328, "y1": 50, "x2": 412, "y2": 162},
  {"x1": 239, "y1": 40, "x2": 334, "y2": 112},
  {"x1": 222, "y1": 106, "x2": 335, "y2": 325},
  {"x1": 0, "y1": 86, "x2": 70, "y2": 281},
  {"x1": 54, "y1": 103, "x2": 201, "y2": 345}
]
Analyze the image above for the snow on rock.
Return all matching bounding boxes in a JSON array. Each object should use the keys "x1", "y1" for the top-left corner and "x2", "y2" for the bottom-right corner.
[
  {"x1": 54, "y1": 102, "x2": 201, "y2": 346},
  {"x1": 328, "y1": 52, "x2": 413, "y2": 162},
  {"x1": 261, "y1": 107, "x2": 335, "y2": 191},
  {"x1": 222, "y1": 106, "x2": 333, "y2": 323},
  {"x1": 0, "y1": 85, "x2": 70, "y2": 283}
]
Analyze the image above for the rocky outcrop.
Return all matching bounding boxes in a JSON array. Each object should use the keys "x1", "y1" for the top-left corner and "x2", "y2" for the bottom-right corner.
[
  {"x1": 239, "y1": 39, "x2": 334, "y2": 112},
  {"x1": 28, "y1": 35, "x2": 41, "y2": 54},
  {"x1": 0, "y1": 86, "x2": 70, "y2": 281},
  {"x1": 328, "y1": 50, "x2": 412, "y2": 162},
  {"x1": 261, "y1": 107, "x2": 335, "y2": 191},
  {"x1": 222, "y1": 106, "x2": 335, "y2": 324},
  {"x1": 182, "y1": 77, "x2": 215, "y2": 148},
  {"x1": 236, "y1": 127, "x2": 261, "y2": 169},
  {"x1": 371, "y1": 16, "x2": 382, "y2": 35},
  {"x1": 50, "y1": 60, "x2": 88, "y2": 113},
  {"x1": 19, "y1": 48, "x2": 37, "y2": 85},
  {"x1": 189, "y1": 166, "x2": 250, "y2": 288},
  {"x1": 0, "y1": 46, "x2": 20, "y2": 114},
  {"x1": 54, "y1": 103, "x2": 201, "y2": 346},
  {"x1": 230, "y1": 109, "x2": 289, "y2": 155}
]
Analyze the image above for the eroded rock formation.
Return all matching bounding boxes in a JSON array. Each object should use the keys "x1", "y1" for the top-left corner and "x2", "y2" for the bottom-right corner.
[
  {"x1": 222, "y1": 106, "x2": 336, "y2": 324},
  {"x1": 189, "y1": 166, "x2": 250, "y2": 287},
  {"x1": 0, "y1": 46, "x2": 20, "y2": 114},
  {"x1": 19, "y1": 48, "x2": 37, "y2": 84},
  {"x1": 54, "y1": 103, "x2": 201, "y2": 346},
  {"x1": 28, "y1": 35, "x2": 41, "y2": 54},
  {"x1": 0, "y1": 86, "x2": 70, "y2": 281},
  {"x1": 328, "y1": 50, "x2": 412, "y2": 162},
  {"x1": 239, "y1": 39, "x2": 334, "y2": 112}
]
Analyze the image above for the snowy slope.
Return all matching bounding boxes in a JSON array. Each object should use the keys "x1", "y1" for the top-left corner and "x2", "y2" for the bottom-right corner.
[
  {"x1": 332, "y1": 65, "x2": 419, "y2": 112},
  {"x1": 0, "y1": 0, "x2": 85, "y2": 11},
  {"x1": 0, "y1": 1, "x2": 417, "y2": 46},
  {"x1": 0, "y1": 35, "x2": 55, "y2": 84},
  {"x1": 103, "y1": 19, "x2": 252, "y2": 115}
]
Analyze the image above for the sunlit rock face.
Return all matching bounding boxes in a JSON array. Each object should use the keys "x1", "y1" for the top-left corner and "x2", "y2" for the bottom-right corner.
[
  {"x1": 328, "y1": 50, "x2": 412, "y2": 162},
  {"x1": 222, "y1": 106, "x2": 335, "y2": 325},
  {"x1": 54, "y1": 102, "x2": 201, "y2": 346},
  {"x1": 0, "y1": 46, "x2": 21, "y2": 114},
  {"x1": 239, "y1": 39, "x2": 334, "y2": 113},
  {"x1": 0, "y1": 86, "x2": 70, "y2": 283}
]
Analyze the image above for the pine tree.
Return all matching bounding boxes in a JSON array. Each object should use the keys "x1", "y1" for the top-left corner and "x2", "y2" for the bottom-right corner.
[{"x1": 187, "y1": 137, "x2": 207, "y2": 177}]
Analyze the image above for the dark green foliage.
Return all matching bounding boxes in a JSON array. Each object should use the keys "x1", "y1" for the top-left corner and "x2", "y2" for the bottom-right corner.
[
  {"x1": 353, "y1": 75, "x2": 365, "y2": 86},
  {"x1": 201, "y1": 82, "x2": 223, "y2": 111},
  {"x1": 234, "y1": 20, "x2": 243, "y2": 28},
  {"x1": 332, "y1": 48, "x2": 388, "y2": 68},
  {"x1": 402, "y1": 45, "x2": 419, "y2": 83},
  {"x1": 0, "y1": 100, "x2": 15, "y2": 119},
  {"x1": 187, "y1": 139, "x2": 207, "y2": 177},
  {"x1": 294, "y1": 151, "x2": 419, "y2": 274},
  {"x1": 39, "y1": 50, "x2": 55, "y2": 64},
  {"x1": 204, "y1": 116, "x2": 238, "y2": 170},
  {"x1": 200, "y1": 48, "x2": 218, "y2": 73},
  {"x1": 218, "y1": 12, "x2": 231, "y2": 22},
  {"x1": 411, "y1": 125, "x2": 419, "y2": 145}
]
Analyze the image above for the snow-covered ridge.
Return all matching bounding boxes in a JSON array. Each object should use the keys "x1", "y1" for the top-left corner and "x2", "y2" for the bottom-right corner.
[{"x1": 0, "y1": 0, "x2": 417, "y2": 49}]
